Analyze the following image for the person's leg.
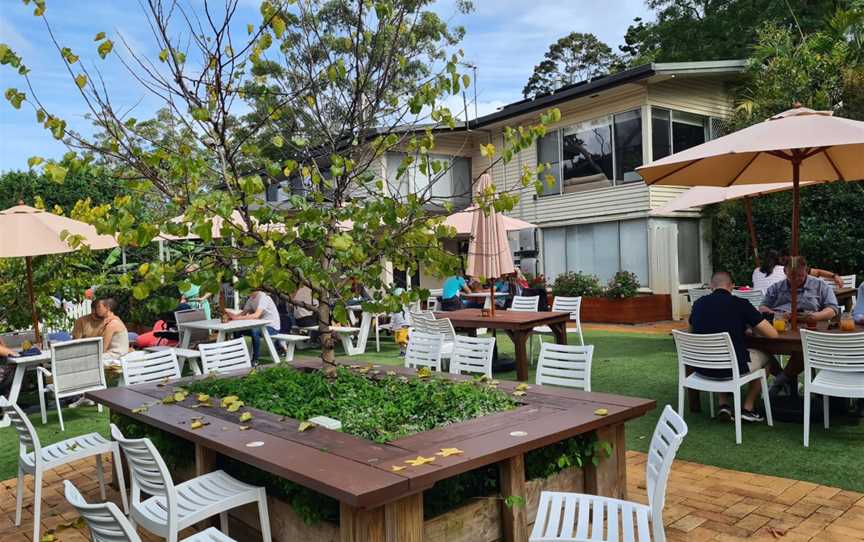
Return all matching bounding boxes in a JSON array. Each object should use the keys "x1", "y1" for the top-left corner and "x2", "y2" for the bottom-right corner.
[
  {"x1": 782, "y1": 353, "x2": 804, "y2": 379},
  {"x1": 248, "y1": 328, "x2": 262, "y2": 361},
  {"x1": 771, "y1": 352, "x2": 803, "y2": 396},
  {"x1": 744, "y1": 379, "x2": 762, "y2": 411}
]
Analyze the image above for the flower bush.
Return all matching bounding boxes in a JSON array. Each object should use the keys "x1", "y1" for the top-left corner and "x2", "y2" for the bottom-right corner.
[
  {"x1": 551, "y1": 271, "x2": 604, "y2": 298},
  {"x1": 604, "y1": 271, "x2": 641, "y2": 300}
]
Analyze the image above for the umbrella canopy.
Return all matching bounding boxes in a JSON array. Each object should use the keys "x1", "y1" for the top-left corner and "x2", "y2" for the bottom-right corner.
[
  {"x1": 0, "y1": 203, "x2": 118, "y2": 342},
  {"x1": 444, "y1": 207, "x2": 535, "y2": 235},
  {"x1": 0, "y1": 204, "x2": 117, "y2": 257},
  {"x1": 638, "y1": 106, "x2": 864, "y2": 329},
  {"x1": 650, "y1": 182, "x2": 815, "y2": 215},
  {"x1": 466, "y1": 174, "x2": 515, "y2": 281}
]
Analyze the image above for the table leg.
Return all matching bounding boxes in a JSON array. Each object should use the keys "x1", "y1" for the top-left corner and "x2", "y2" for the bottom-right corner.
[
  {"x1": 498, "y1": 454, "x2": 528, "y2": 542},
  {"x1": 284, "y1": 342, "x2": 296, "y2": 362},
  {"x1": 340, "y1": 502, "x2": 385, "y2": 542},
  {"x1": 584, "y1": 423, "x2": 627, "y2": 500},
  {"x1": 260, "y1": 327, "x2": 280, "y2": 364},
  {"x1": 340, "y1": 493, "x2": 422, "y2": 542},
  {"x1": 195, "y1": 444, "x2": 220, "y2": 529},
  {"x1": 551, "y1": 321, "x2": 568, "y2": 345},
  {"x1": 0, "y1": 364, "x2": 28, "y2": 428},
  {"x1": 179, "y1": 328, "x2": 192, "y2": 350},
  {"x1": 511, "y1": 330, "x2": 530, "y2": 382}
]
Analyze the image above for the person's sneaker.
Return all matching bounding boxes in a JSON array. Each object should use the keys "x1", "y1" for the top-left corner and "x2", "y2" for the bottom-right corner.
[
  {"x1": 68, "y1": 396, "x2": 95, "y2": 409},
  {"x1": 716, "y1": 405, "x2": 732, "y2": 422},
  {"x1": 741, "y1": 409, "x2": 765, "y2": 423},
  {"x1": 398, "y1": 347, "x2": 407, "y2": 357}
]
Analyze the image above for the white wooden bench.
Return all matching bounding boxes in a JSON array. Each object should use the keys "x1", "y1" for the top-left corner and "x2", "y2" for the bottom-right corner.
[
  {"x1": 270, "y1": 333, "x2": 309, "y2": 362},
  {"x1": 331, "y1": 326, "x2": 363, "y2": 356}
]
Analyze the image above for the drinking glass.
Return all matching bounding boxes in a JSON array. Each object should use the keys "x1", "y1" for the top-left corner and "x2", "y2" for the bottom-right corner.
[
  {"x1": 841, "y1": 313, "x2": 856, "y2": 332},
  {"x1": 772, "y1": 313, "x2": 787, "y2": 333}
]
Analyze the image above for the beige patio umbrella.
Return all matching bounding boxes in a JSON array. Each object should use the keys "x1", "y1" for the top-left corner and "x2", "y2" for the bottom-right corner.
[
  {"x1": 466, "y1": 174, "x2": 515, "y2": 315},
  {"x1": 445, "y1": 206, "x2": 535, "y2": 235},
  {"x1": 638, "y1": 106, "x2": 864, "y2": 329},
  {"x1": 0, "y1": 203, "x2": 118, "y2": 342}
]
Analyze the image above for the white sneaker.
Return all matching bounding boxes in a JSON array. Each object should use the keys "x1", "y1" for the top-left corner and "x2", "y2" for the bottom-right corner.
[{"x1": 68, "y1": 396, "x2": 95, "y2": 409}]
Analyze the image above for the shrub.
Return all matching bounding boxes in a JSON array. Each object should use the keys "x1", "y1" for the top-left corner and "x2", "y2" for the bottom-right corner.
[
  {"x1": 604, "y1": 271, "x2": 640, "y2": 300},
  {"x1": 524, "y1": 273, "x2": 547, "y2": 289},
  {"x1": 551, "y1": 271, "x2": 603, "y2": 298}
]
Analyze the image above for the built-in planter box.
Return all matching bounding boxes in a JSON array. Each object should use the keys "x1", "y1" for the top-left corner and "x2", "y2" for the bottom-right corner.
[
  {"x1": 580, "y1": 294, "x2": 672, "y2": 324},
  {"x1": 225, "y1": 464, "x2": 585, "y2": 542}
]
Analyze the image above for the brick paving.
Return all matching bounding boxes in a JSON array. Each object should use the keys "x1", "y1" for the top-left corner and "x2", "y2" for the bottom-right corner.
[{"x1": 1, "y1": 451, "x2": 861, "y2": 541}]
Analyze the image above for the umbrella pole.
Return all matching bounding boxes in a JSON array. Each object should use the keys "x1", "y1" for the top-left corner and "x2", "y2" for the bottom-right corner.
[
  {"x1": 26, "y1": 256, "x2": 41, "y2": 345},
  {"x1": 744, "y1": 197, "x2": 759, "y2": 267},
  {"x1": 790, "y1": 159, "x2": 801, "y2": 331}
]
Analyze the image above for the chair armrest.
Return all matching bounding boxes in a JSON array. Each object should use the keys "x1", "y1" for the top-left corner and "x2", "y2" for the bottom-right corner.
[{"x1": 36, "y1": 366, "x2": 52, "y2": 377}]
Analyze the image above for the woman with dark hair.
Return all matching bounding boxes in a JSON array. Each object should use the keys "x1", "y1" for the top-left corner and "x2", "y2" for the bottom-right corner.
[{"x1": 751, "y1": 250, "x2": 844, "y2": 291}]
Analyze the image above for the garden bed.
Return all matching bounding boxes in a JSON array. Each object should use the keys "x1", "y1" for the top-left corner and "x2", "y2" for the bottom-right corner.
[{"x1": 581, "y1": 294, "x2": 673, "y2": 324}]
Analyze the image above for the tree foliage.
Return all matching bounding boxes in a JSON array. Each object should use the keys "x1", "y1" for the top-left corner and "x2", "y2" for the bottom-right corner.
[
  {"x1": 2, "y1": 0, "x2": 557, "y2": 364},
  {"x1": 522, "y1": 32, "x2": 619, "y2": 98}
]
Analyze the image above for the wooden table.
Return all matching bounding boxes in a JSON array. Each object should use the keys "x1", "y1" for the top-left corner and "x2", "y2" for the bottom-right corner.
[
  {"x1": 88, "y1": 360, "x2": 653, "y2": 542},
  {"x1": 0, "y1": 350, "x2": 50, "y2": 428},
  {"x1": 436, "y1": 309, "x2": 571, "y2": 381},
  {"x1": 177, "y1": 318, "x2": 280, "y2": 362},
  {"x1": 835, "y1": 287, "x2": 857, "y2": 313}
]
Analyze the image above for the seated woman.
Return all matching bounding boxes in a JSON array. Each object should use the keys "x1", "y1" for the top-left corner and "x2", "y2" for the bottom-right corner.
[
  {"x1": 752, "y1": 249, "x2": 844, "y2": 291},
  {"x1": 72, "y1": 297, "x2": 130, "y2": 364}
]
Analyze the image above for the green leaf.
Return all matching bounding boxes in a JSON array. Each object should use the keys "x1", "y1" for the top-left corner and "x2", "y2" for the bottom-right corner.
[
  {"x1": 132, "y1": 284, "x2": 149, "y2": 300},
  {"x1": 75, "y1": 74, "x2": 87, "y2": 89},
  {"x1": 4, "y1": 88, "x2": 25, "y2": 109},
  {"x1": 159, "y1": 48, "x2": 169, "y2": 62},
  {"x1": 271, "y1": 16, "x2": 286, "y2": 38},
  {"x1": 44, "y1": 163, "x2": 67, "y2": 183},
  {"x1": 247, "y1": 24, "x2": 254, "y2": 35},
  {"x1": 94, "y1": 32, "x2": 106, "y2": 41},
  {"x1": 60, "y1": 47, "x2": 79, "y2": 64},
  {"x1": 27, "y1": 156, "x2": 43, "y2": 168},
  {"x1": 97, "y1": 40, "x2": 113, "y2": 59},
  {"x1": 270, "y1": 135, "x2": 284, "y2": 148},
  {"x1": 191, "y1": 108, "x2": 209, "y2": 121}
]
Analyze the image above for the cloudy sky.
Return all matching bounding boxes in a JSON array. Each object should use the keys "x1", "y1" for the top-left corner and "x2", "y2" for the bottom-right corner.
[{"x1": 0, "y1": 1, "x2": 651, "y2": 171}]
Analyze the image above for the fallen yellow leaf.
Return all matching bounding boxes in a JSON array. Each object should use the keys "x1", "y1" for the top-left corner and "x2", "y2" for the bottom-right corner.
[
  {"x1": 390, "y1": 465, "x2": 406, "y2": 472},
  {"x1": 404, "y1": 455, "x2": 436, "y2": 466},
  {"x1": 416, "y1": 367, "x2": 432, "y2": 379},
  {"x1": 221, "y1": 395, "x2": 239, "y2": 407},
  {"x1": 161, "y1": 395, "x2": 176, "y2": 404},
  {"x1": 173, "y1": 391, "x2": 187, "y2": 402},
  {"x1": 513, "y1": 390, "x2": 526, "y2": 397},
  {"x1": 132, "y1": 406, "x2": 148, "y2": 414},
  {"x1": 298, "y1": 421, "x2": 315, "y2": 432},
  {"x1": 226, "y1": 401, "x2": 244, "y2": 412},
  {"x1": 594, "y1": 408, "x2": 608, "y2": 416},
  {"x1": 190, "y1": 420, "x2": 204, "y2": 430},
  {"x1": 239, "y1": 425, "x2": 251, "y2": 431},
  {"x1": 197, "y1": 393, "x2": 210, "y2": 403},
  {"x1": 515, "y1": 383, "x2": 530, "y2": 391},
  {"x1": 386, "y1": 370, "x2": 397, "y2": 376},
  {"x1": 435, "y1": 448, "x2": 464, "y2": 457},
  {"x1": 239, "y1": 412, "x2": 253, "y2": 423}
]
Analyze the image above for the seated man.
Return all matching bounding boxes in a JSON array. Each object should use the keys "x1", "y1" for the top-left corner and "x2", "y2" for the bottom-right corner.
[
  {"x1": 72, "y1": 297, "x2": 130, "y2": 363},
  {"x1": 440, "y1": 271, "x2": 474, "y2": 310},
  {"x1": 853, "y1": 281, "x2": 864, "y2": 325},
  {"x1": 690, "y1": 271, "x2": 778, "y2": 423},
  {"x1": 229, "y1": 289, "x2": 281, "y2": 363},
  {"x1": 758, "y1": 256, "x2": 839, "y2": 396},
  {"x1": 0, "y1": 338, "x2": 19, "y2": 398},
  {"x1": 291, "y1": 286, "x2": 318, "y2": 329}
]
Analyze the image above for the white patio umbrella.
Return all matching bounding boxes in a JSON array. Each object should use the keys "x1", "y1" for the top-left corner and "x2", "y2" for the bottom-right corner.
[
  {"x1": 0, "y1": 203, "x2": 118, "y2": 342},
  {"x1": 638, "y1": 106, "x2": 864, "y2": 329}
]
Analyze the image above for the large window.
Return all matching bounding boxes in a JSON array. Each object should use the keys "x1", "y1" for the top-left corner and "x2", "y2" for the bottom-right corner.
[
  {"x1": 542, "y1": 219, "x2": 649, "y2": 284},
  {"x1": 386, "y1": 153, "x2": 471, "y2": 208},
  {"x1": 651, "y1": 107, "x2": 715, "y2": 161},
  {"x1": 537, "y1": 108, "x2": 643, "y2": 196},
  {"x1": 677, "y1": 219, "x2": 701, "y2": 284}
]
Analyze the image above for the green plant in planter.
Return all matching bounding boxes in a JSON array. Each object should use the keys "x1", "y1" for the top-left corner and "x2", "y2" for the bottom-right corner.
[
  {"x1": 551, "y1": 271, "x2": 603, "y2": 298},
  {"x1": 604, "y1": 271, "x2": 641, "y2": 300}
]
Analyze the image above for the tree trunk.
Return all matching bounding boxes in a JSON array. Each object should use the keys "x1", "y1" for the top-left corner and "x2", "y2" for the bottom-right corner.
[{"x1": 318, "y1": 302, "x2": 337, "y2": 367}]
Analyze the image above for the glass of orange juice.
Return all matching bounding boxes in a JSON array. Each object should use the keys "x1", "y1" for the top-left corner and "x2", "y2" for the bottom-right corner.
[
  {"x1": 841, "y1": 313, "x2": 855, "y2": 332},
  {"x1": 772, "y1": 314, "x2": 787, "y2": 332}
]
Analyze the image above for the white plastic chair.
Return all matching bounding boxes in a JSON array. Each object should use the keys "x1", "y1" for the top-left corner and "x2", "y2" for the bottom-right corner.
[
  {"x1": 450, "y1": 336, "x2": 496, "y2": 378},
  {"x1": 121, "y1": 349, "x2": 181, "y2": 386},
  {"x1": 672, "y1": 330, "x2": 773, "y2": 445},
  {"x1": 687, "y1": 288, "x2": 712, "y2": 307},
  {"x1": 536, "y1": 343, "x2": 594, "y2": 391},
  {"x1": 0, "y1": 397, "x2": 128, "y2": 542},
  {"x1": 534, "y1": 296, "x2": 584, "y2": 346},
  {"x1": 404, "y1": 331, "x2": 444, "y2": 372},
  {"x1": 411, "y1": 316, "x2": 457, "y2": 360},
  {"x1": 530, "y1": 405, "x2": 688, "y2": 542},
  {"x1": 198, "y1": 338, "x2": 252, "y2": 374},
  {"x1": 110, "y1": 424, "x2": 272, "y2": 542},
  {"x1": 801, "y1": 329, "x2": 864, "y2": 447},
  {"x1": 65, "y1": 480, "x2": 236, "y2": 542},
  {"x1": 732, "y1": 289, "x2": 764, "y2": 308},
  {"x1": 510, "y1": 295, "x2": 540, "y2": 312},
  {"x1": 37, "y1": 337, "x2": 106, "y2": 431}
]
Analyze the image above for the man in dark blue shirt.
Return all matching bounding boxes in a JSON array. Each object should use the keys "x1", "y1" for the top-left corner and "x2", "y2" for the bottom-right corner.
[{"x1": 689, "y1": 271, "x2": 778, "y2": 422}]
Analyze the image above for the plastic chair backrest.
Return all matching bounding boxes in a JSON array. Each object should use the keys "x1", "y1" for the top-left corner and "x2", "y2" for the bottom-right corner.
[
  {"x1": 672, "y1": 330, "x2": 740, "y2": 380},
  {"x1": 510, "y1": 295, "x2": 539, "y2": 312},
  {"x1": 49, "y1": 338, "x2": 106, "y2": 396},
  {"x1": 732, "y1": 289, "x2": 764, "y2": 308},
  {"x1": 110, "y1": 424, "x2": 176, "y2": 506},
  {"x1": 535, "y1": 343, "x2": 594, "y2": 391},
  {"x1": 688, "y1": 288, "x2": 712, "y2": 305},
  {"x1": 409, "y1": 311, "x2": 436, "y2": 327},
  {"x1": 198, "y1": 338, "x2": 252, "y2": 374},
  {"x1": 551, "y1": 296, "x2": 582, "y2": 321},
  {"x1": 423, "y1": 317, "x2": 456, "y2": 342},
  {"x1": 801, "y1": 329, "x2": 864, "y2": 373},
  {"x1": 450, "y1": 336, "x2": 495, "y2": 378},
  {"x1": 64, "y1": 480, "x2": 142, "y2": 542},
  {"x1": 122, "y1": 349, "x2": 181, "y2": 386},
  {"x1": 404, "y1": 331, "x2": 443, "y2": 371},
  {"x1": 840, "y1": 274, "x2": 857, "y2": 289},
  {"x1": 175, "y1": 308, "x2": 210, "y2": 346},
  {"x1": 646, "y1": 405, "x2": 689, "y2": 541},
  {"x1": 0, "y1": 396, "x2": 41, "y2": 459}
]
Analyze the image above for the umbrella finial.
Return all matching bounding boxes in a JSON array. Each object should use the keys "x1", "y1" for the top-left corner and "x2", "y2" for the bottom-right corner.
[
  {"x1": 18, "y1": 199, "x2": 24, "y2": 205},
  {"x1": 793, "y1": 101, "x2": 803, "y2": 108}
]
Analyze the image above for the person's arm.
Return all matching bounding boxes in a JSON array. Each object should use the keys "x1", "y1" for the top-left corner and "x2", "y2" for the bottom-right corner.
[
  {"x1": 100, "y1": 319, "x2": 121, "y2": 353},
  {"x1": 810, "y1": 267, "x2": 843, "y2": 288},
  {"x1": 853, "y1": 284, "x2": 864, "y2": 322},
  {"x1": 752, "y1": 319, "x2": 779, "y2": 338},
  {"x1": 0, "y1": 343, "x2": 18, "y2": 357},
  {"x1": 806, "y1": 282, "x2": 840, "y2": 322},
  {"x1": 758, "y1": 284, "x2": 778, "y2": 313}
]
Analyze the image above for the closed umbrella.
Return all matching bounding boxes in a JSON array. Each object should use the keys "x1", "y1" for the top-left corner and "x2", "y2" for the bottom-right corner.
[
  {"x1": 466, "y1": 174, "x2": 515, "y2": 314},
  {"x1": 0, "y1": 203, "x2": 118, "y2": 342},
  {"x1": 445, "y1": 206, "x2": 535, "y2": 235},
  {"x1": 638, "y1": 106, "x2": 864, "y2": 329}
]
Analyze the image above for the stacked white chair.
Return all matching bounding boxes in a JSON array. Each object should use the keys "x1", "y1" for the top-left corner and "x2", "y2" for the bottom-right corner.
[
  {"x1": 121, "y1": 349, "x2": 181, "y2": 386},
  {"x1": 732, "y1": 289, "x2": 764, "y2": 308},
  {"x1": 530, "y1": 405, "x2": 688, "y2": 542},
  {"x1": 110, "y1": 424, "x2": 272, "y2": 542},
  {"x1": 672, "y1": 330, "x2": 773, "y2": 445},
  {"x1": 510, "y1": 295, "x2": 540, "y2": 312},
  {"x1": 404, "y1": 331, "x2": 444, "y2": 372},
  {"x1": 198, "y1": 338, "x2": 253, "y2": 374},
  {"x1": 411, "y1": 314, "x2": 457, "y2": 360},
  {"x1": 0, "y1": 398, "x2": 128, "y2": 542},
  {"x1": 536, "y1": 343, "x2": 594, "y2": 391},
  {"x1": 65, "y1": 480, "x2": 236, "y2": 542},
  {"x1": 37, "y1": 337, "x2": 106, "y2": 431},
  {"x1": 535, "y1": 296, "x2": 584, "y2": 346},
  {"x1": 450, "y1": 336, "x2": 496, "y2": 378},
  {"x1": 801, "y1": 329, "x2": 864, "y2": 447}
]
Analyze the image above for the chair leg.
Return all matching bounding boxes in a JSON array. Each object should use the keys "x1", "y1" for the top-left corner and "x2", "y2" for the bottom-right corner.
[
  {"x1": 97, "y1": 403, "x2": 103, "y2": 413},
  {"x1": 761, "y1": 374, "x2": 773, "y2": 426},
  {"x1": 95, "y1": 454, "x2": 106, "y2": 501},
  {"x1": 577, "y1": 324, "x2": 584, "y2": 346},
  {"x1": 823, "y1": 394, "x2": 830, "y2": 430},
  {"x1": 733, "y1": 389, "x2": 742, "y2": 445},
  {"x1": 258, "y1": 489, "x2": 272, "y2": 542},
  {"x1": 708, "y1": 392, "x2": 715, "y2": 419},
  {"x1": 678, "y1": 383, "x2": 686, "y2": 418},
  {"x1": 14, "y1": 466, "x2": 24, "y2": 526},
  {"x1": 37, "y1": 372, "x2": 47, "y2": 425},
  {"x1": 220, "y1": 511, "x2": 229, "y2": 535},
  {"x1": 804, "y1": 391, "x2": 811, "y2": 448},
  {"x1": 112, "y1": 445, "x2": 129, "y2": 514},
  {"x1": 32, "y1": 469, "x2": 42, "y2": 542},
  {"x1": 54, "y1": 394, "x2": 65, "y2": 432}
]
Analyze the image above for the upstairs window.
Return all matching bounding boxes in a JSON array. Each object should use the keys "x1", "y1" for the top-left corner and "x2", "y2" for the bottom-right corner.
[{"x1": 652, "y1": 107, "x2": 717, "y2": 161}]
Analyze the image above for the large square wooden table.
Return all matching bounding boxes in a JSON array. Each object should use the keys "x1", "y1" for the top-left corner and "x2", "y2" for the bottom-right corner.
[{"x1": 435, "y1": 309, "x2": 571, "y2": 381}]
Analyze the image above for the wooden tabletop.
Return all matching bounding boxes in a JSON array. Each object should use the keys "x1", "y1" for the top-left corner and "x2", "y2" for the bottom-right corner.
[
  {"x1": 88, "y1": 359, "x2": 653, "y2": 509},
  {"x1": 434, "y1": 308, "x2": 570, "y2": 331},
  {"x1": 745, "y1": 324, "x2": 864, "y2": 355}
]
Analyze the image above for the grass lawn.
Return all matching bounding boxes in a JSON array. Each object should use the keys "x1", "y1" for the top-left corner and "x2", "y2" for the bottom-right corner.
[{"x1": 3, "y1": 329, "x2": 862, "y2": 492}]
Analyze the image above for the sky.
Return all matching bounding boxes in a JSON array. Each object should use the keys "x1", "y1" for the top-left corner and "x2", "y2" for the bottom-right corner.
[{"x1": 0, "y1": 0, "x2": 652, "y2": 172}]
